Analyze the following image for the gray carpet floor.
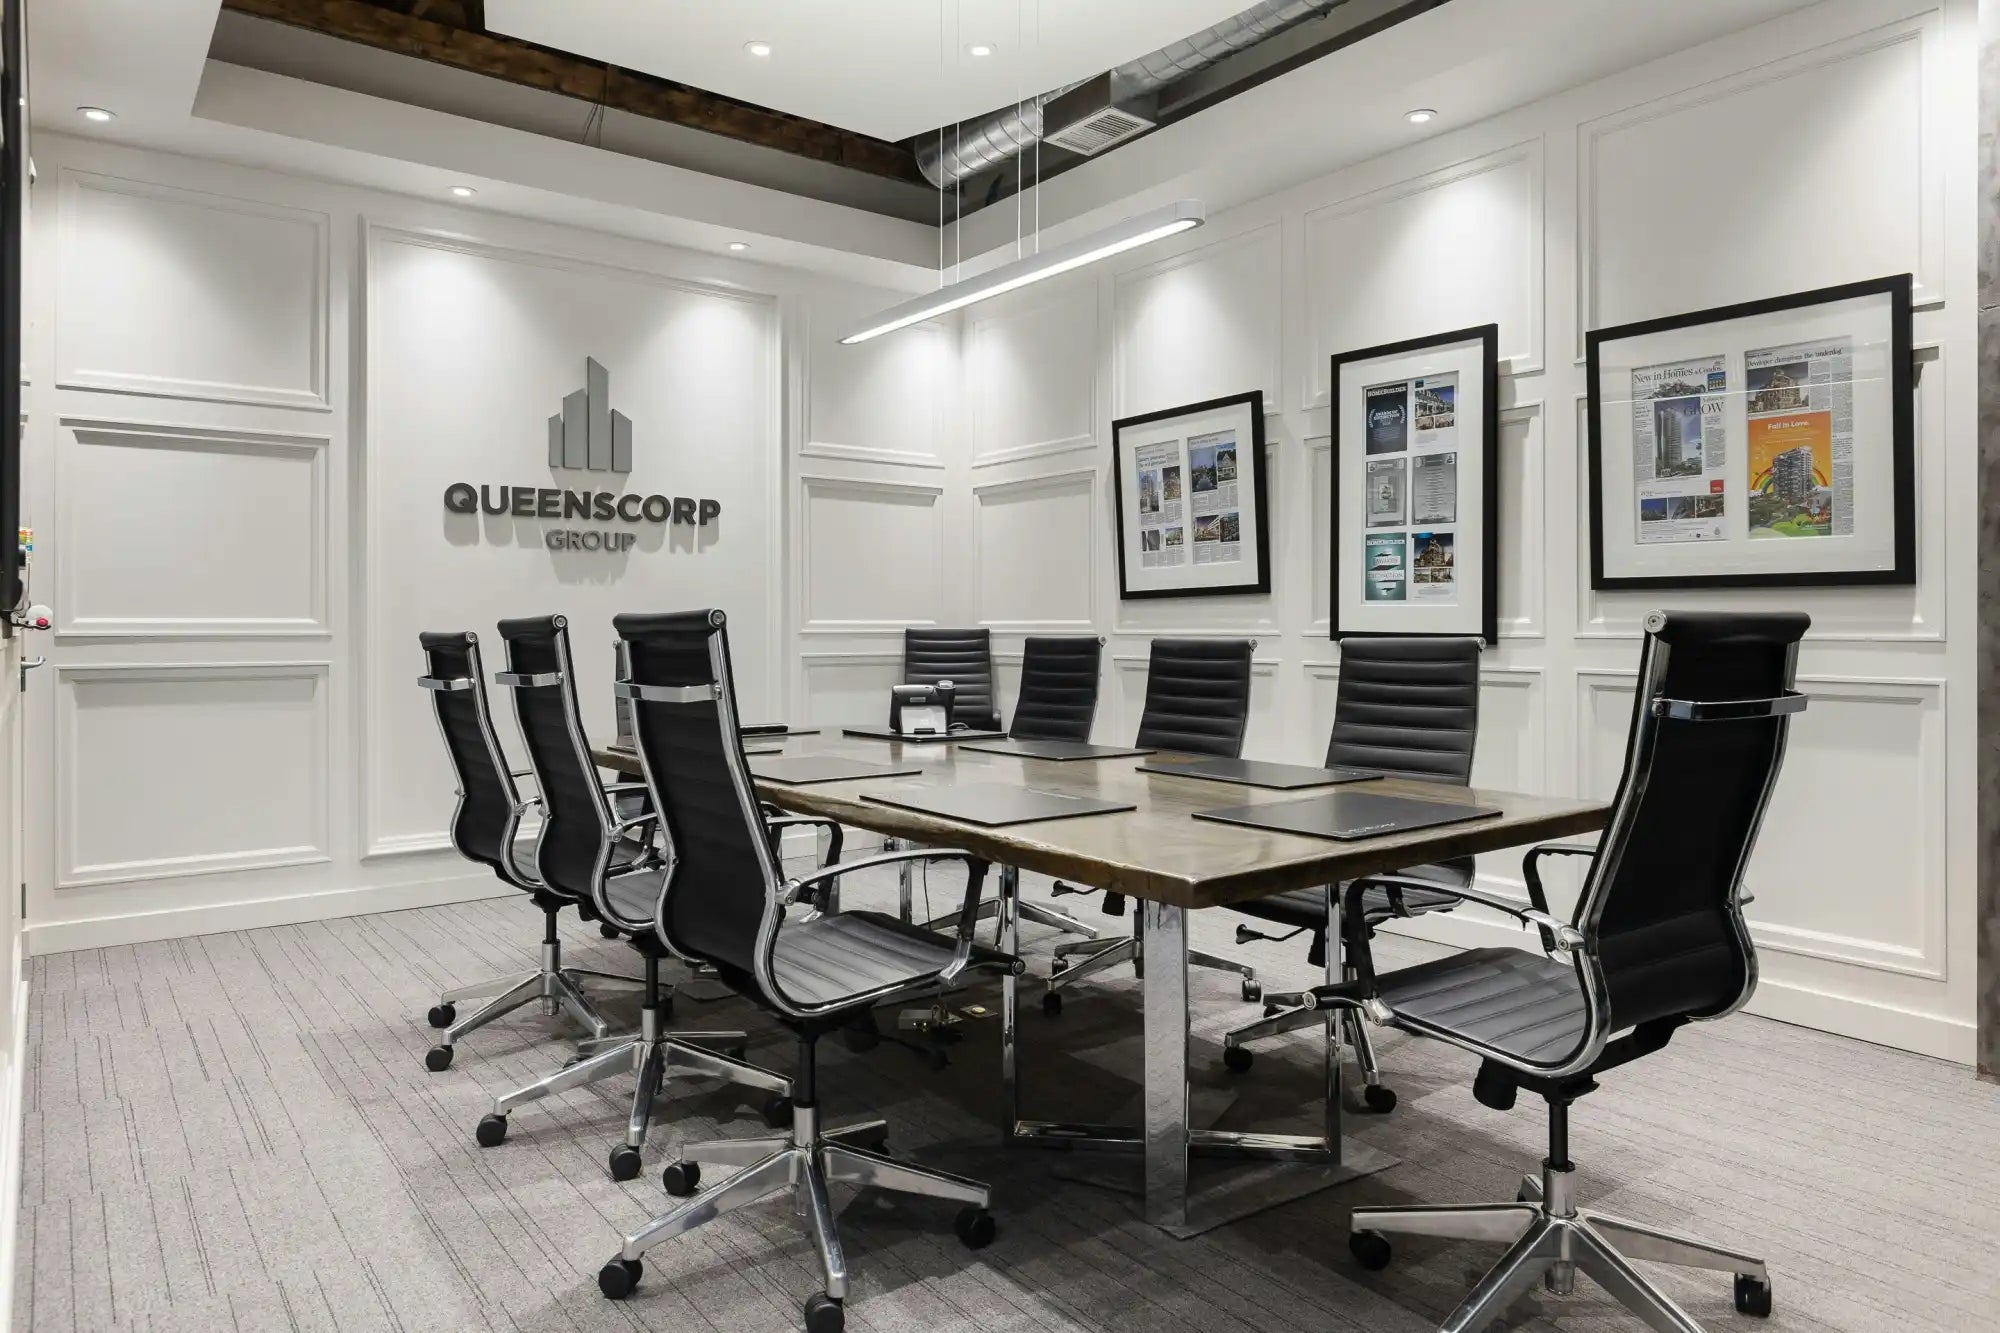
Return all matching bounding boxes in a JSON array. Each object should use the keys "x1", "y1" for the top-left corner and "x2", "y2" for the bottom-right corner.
[{"x1": 13, "y1": 862, "x2": 2000, "y2": 1332}]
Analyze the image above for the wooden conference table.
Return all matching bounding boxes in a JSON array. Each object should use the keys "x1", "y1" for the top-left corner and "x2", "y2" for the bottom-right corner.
[{"x1": 594, "y1": 731, "x2": 1609, "y2": 1232}]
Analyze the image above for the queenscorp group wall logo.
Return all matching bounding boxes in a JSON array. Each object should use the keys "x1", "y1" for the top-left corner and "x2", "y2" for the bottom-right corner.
[{"x1": 442, "y1": 358, "x2": 720, "y2": 553}]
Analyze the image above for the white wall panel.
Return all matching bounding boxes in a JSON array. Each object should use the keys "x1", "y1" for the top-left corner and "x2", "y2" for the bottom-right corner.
[
  {"x1": 972, "y1": 470, "x2": 1095, "y2": 631},
  {"x1": 1496, "y1": 404, "x2": 1545, "y2": 640},
  {"x1": 967, "y1": 285, "x2": 1097, "y2": 466},
  {"x1": 799, "y1": 477, "x2": 944, "y2": 633},
  {"x1": 1113, "y1": 222, "x2": 1282, "y2": 416},
  {"x1": 1578, "y1": 11, "x2": 1943, "y2": 349},
  {"x1": 56, "y1": 171, "x2": 328, "y2": 410},
  {"x1": 801, "y1": 298, "x2": 950, "y2": 468},
  {"x1": 1304, "y1": 138, "x2": 1545, "y2": 404},
  {"x1": 799, "y1": 651, "x2": 904, "y2": 727},
  {"x1": 56, "y1": 663, "x2": 329, "y2": 887},
  {"x1": 55, "y1": 418, "x2": 328, "y2": 639}
]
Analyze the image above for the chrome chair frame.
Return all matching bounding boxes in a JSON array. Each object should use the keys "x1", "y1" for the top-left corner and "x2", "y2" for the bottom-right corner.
[
  {"x1": 1305, "y1": 616, "x2": 1804, "y2": 1332},
  {"x1": 418, "y1": 647, "x2": 631, "y2": 1063}
]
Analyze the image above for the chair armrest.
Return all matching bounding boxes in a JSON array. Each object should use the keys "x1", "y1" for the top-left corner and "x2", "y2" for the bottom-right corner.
[
  {"x1": 1522, "y1": 841, "x2": 1596, "y2": 950},
  {"x1": 765, "y1": 816, "x2": 844, "y2": 883},
  {"x1": 762, "y1": 849, "x2": 1002, "y2": 1019}
]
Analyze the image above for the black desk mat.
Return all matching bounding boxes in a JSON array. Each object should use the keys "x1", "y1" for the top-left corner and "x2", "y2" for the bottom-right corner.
[
  {"x1": 840, "y1": 726, "x2": 1008, "y2": 745},
  {"x1": 863, "y1": 782, "x2": 1135, "y2": 827},
  {"x1": 1192, "y1": 790, "x2": 1500, "y2": 841},
  {"x1": 749, "y1": 756, "x2": 923, "y2": 785},
  {"x1": 958, "y1": 739, "x2": 1156, "y2": 762},
  {"x1": 1136, "y1": 755, "x2": 1381, "y2": 790}
]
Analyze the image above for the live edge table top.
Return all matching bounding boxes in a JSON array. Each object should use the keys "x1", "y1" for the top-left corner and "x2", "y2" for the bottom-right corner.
[{"x1": 592, "y1": 735, "x2": 1609, "y2": 912}]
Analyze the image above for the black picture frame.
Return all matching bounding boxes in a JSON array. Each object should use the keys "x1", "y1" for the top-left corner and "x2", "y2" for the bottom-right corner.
[
  {"x1": 1328, "y1": 324, "x2": 1500, "y2": 644},
  {"x1": 1585, "y1": 274, "x2": 1915, "y2": 590},
  {"x1": 1110, "y1": 389, "x2": 1271, "y2": 600}
]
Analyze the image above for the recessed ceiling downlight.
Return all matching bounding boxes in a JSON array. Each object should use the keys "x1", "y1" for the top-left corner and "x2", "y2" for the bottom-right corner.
[
  {"x1": 1405, "y1": 108, "x2": 1437, "y2": 125},
  {"x1": 449, "y1": 185, "x2": 478, "y2": 198},
  {"x1": 727, "y1": 242, "x2": 750, "y2": 252},
  {"x1": 78, "y1": 106, "x2": 114, "y2": 123},
  {"x1": 967, "y1": 43, "x2": 994, "y2": 57},
  {"x1": 744, "y1": 40, "x2": 773, "y2": 57}
]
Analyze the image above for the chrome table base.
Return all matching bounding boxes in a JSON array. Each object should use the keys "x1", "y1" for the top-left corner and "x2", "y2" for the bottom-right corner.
[
  {"x1": 1046, "y1": 929, "x2": 1256, "y2": 995},
  {"x1": 998, "y1": 871, "x2": 1388, "y2": 1231},
  {"x1": 1354, "y1": 1165, "x2": 1770, "y2": 1333}
]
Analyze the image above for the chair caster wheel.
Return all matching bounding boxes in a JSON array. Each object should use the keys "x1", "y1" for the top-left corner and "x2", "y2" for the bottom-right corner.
[
  {"x1": 607, "y1": 1144, "x2": 643, "y2": 1181},
  {"x1": 597, "y1": 1257, "x2": 642, "y2": 1300},
  {"x1": 475, "y1": 1114, "x2": 508, "y2": 1148},
  {"x1": 1041, "y1": 991, "x2": 1063, "y2": 1017},
  {"x1": 1360, "y1": 1084, "x2": 1397, "y2": 1114},
  {"x1": 1734, "y1": 1275, "x2": 1773, "y2": 1317},
  {"x1": 761, "y1": 1095, "x2": 794, "y2": 1129},
  {"x1": 954, "y1": 1206, "x2": 997, "y2": 1250},
  {"x1": 599, "y1": 922, "x2": 620, "y2": 939},
  {"x1": 803, "y1": 1292, "x2": 845, "y2": 1333},
  {"x1": 425, "y1": 1045, "x2": 453, "y2": 1072},
  {"x1": 427, "y1": 1003, "x2": 455, "y2": 1029},
  {"x1": 1222, "y1": 1045, "x2": 1253, "y2": 1074},
  {"x1": 1242, "y1": 980, "x2": 1262, "y2": 1003},
  {"x1": 1349, "y1": 1229, "x2": 1392, "y2": 1271},
  {"x1": 661, "y1": 1161, "x2": 699, "y2": 1197}
]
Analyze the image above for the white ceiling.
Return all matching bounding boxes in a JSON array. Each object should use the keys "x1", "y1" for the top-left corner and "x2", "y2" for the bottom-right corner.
[{"x1": 481, "y1": 0, "x2": 1258, "y2": 143}]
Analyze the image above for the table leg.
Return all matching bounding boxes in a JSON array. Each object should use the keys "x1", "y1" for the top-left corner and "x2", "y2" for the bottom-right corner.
[
  {"x1": 998, "y1": 865, "x2": 1020, "y2": 1130},
  {"x1": 1322, "y1": 883, "x2": 1344, "y2": 1162},
  {"x1": 1141, "y1": 899, "x2": 1191, "y2": 1230}
]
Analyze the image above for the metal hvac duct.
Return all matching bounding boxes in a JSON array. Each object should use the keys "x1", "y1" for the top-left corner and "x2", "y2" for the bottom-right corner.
[{"x1": 913, "y1": 0, "x2": 1346, "y2": 187}]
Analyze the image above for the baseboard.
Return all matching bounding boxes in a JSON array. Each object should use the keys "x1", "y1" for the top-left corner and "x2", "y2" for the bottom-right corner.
[
  {"x1": 0, "y1": 960, "x2": 29, "y2": 1332},
  {"x1": 26, "y1": 873, "x2": 514, "y2": 956},
  {"x1": 1379, "y1": 907, "x2": 1976, "y2": 1066}
]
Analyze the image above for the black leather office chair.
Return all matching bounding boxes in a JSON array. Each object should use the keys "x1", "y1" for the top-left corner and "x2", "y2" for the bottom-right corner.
[
  {"x1": 1310, "y1": 610, "x2": 1805, "y2": 1332},
  {"x1": 472, "y1": 615, "x2": 794, "y2": 1180},
  {"x1": 1044, "y1": 637, "x2": 1256, "y2": 1011},
  {"x1": 901, "y1": 626, "x2": 1000, "y2": 730},
  {"x1": 596, "y1": 609, "x2": 1021, "y2": 1333},
  {"x1": 905, "y1": 634, "x2": 1109, "y2": 946},
  {"x1": 1009, "y1": 634, "x2": 1104, "y2": 741},
  {"x1": 1221, "y1": 636, "x2": 1483, "y2": 1112},
  {"x1": 417, "y1": 630, "x2": 621, "y2": 1068}
]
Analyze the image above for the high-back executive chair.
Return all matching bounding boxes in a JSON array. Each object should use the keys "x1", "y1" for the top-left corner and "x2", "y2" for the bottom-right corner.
[
  {"x1": 596, "y1": 610, "x2": 1021, "y2": 1333},
  {"x1": 905, "y1": 635, "x2": 1111, "y2": 946},
  {"x1": 1222, "y1": 635, "x2": 1483, "y2": 1112},
  {"x1": 900, "y1": 626, "x2": 1000, "y2": 730},
  {"x1": 473, "y1": 615, "x2": 794, "y2": 1181},
  {"x1": 1309, "y1": 610, "x2": 1806, "y2": 1332},
  {"x1": 1044, "y1": 637, "x2": 1256, "y2": 1011},
  {"x1": 1009, "y1": 634, "x2": 1104, "y2": 741},
  {"x1": 418, "y1": 630, "x2": 620, "y2": 1069}
]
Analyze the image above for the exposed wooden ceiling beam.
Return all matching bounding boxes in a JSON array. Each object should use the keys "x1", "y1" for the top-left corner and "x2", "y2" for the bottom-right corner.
[{"x1": 220, "y1": 0, "x2": 924, "y2": 183}]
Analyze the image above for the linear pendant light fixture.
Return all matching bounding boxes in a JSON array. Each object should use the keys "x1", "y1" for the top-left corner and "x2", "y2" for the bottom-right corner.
[{"x1": 839, "y1": 198, "x2": 1205, "y2": 344}]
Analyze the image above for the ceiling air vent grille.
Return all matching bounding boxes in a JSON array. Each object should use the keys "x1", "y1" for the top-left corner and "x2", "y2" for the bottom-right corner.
[{"x1": 1046, "y1": 105, "x2": 1155, "y2": 156}]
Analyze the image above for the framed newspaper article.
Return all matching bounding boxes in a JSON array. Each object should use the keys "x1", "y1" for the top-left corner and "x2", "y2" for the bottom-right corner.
[
  {"x1": 1112, "y1": 390, "x2": 1271, "y2": 600},
  {"x1": 1587, "y1": 274, "x2": 1914, "y2": 589},
  {"x1": 1329, "y1": 325, "x2": 1499, "y2": 643}
]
